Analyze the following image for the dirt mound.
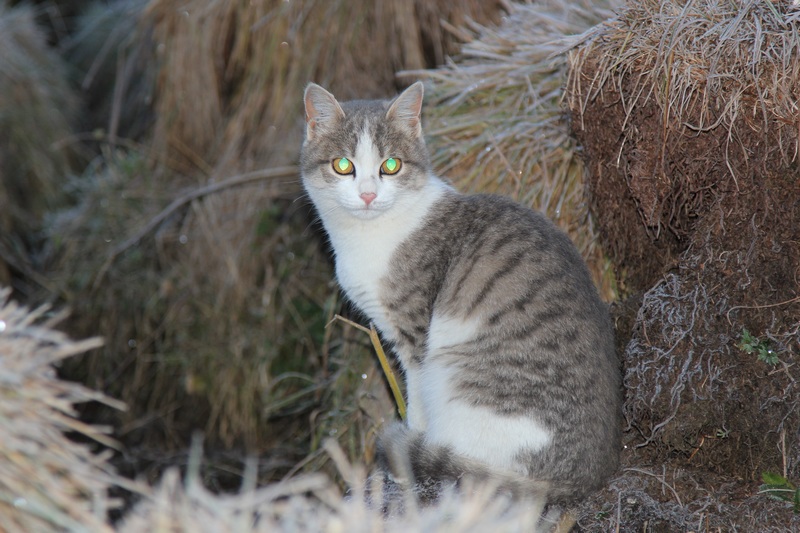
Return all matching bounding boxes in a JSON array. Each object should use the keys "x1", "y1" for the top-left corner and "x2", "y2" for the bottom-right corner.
[
  {"x1": 567, "y1": 0, "x2": 800, "y2": 526},
  {"x1": 568, "y1": 0, "x2": 800, "y2": 293}
]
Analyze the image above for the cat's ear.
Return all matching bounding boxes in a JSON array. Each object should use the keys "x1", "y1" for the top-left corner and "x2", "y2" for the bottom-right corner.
[
  {"x1": 304, "y1": 83, "x2": 345, "y2": 140},
  {"x1": 386, "y1": 81, "x2": 424, "y2": 138}
]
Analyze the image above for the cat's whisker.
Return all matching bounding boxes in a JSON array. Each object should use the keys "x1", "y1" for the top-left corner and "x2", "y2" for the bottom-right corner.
[{"x1": 292, "y1": 192, "x2": 311, "y2": 206}]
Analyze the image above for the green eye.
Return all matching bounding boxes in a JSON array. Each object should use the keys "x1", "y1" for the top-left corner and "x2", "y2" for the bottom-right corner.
[
  {"x1": 381, "y1": 157, "x2": 401, "y2": 175},
  {"x1": 332, "y1": 157, "x2": 354, "y2": 175}
]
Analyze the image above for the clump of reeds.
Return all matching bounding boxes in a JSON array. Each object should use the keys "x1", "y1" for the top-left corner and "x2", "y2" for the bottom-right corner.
[
  {"x1": 143, "y1": 0, "x2": 503, "y2": 174},
  {"x1": 415, "y1": 0, "x2": 622, "y2": 300},
  {"x1": 0, "y1": 288, "x2": 123, "y2": 533},
  {"x1": 0, "y1": 2, "x2": 79, "y2": 287},
  {"x1": 118, "y1": 440, "x2": 549, "y2": 533}
]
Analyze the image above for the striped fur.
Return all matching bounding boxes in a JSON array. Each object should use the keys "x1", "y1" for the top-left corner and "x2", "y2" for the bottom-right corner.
[{"x1": 300, "y1": 82, "x2": 621, "y2": 507}]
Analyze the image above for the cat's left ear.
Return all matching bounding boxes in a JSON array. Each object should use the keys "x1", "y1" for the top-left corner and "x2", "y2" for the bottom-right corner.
[
  {"x1": 387, "y1": 81, "x2": 424, "y2": 138},
  {"x1": 304, "y1": 83, "x2": 345, "y2": 141}
]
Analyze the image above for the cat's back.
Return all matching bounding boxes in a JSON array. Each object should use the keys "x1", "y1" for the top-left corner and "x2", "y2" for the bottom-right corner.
[
  {"x1": 383, "y1": 192, "x2": 621, "y2": 499},
  {"x1": 386, "y1": 192, "x2": 606, "y2": 327}
]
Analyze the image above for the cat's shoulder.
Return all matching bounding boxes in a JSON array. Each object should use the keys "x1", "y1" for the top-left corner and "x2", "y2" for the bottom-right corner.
[{"x1": 435, "y1": 191, "x2": 560, "y2": 230}]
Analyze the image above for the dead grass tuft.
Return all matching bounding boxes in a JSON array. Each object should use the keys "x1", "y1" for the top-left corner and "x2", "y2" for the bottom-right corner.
[
  {"x1": 410, "y1": 0, "x2": 622, "y2": 300},
  {"x1": 565, "y1": 0, "x2": 800, "y2": 290},
  {"x1": 119, "y1": 439, "x2": 549, "y2": 533},
  {"x1": 143, "y1": 0, "x2": 504, "y2": 175},
  {"x1": 61, "y1": 0, "x2": 154, "y2": 141},
  {"x1": 0, "y1": 288, "x2": 123, "y2": 533},
  {"x1": 568, "y1": 0, "x2": 800, "y2": 165},
  {"x1": 0, "y1": 3, "x2": 79, "y2": 289}
]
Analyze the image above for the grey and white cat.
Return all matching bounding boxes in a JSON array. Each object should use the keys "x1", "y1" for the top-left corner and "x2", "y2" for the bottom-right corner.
[{"x1": 300, "y1": 82, "x2": 621, "y2": 509}]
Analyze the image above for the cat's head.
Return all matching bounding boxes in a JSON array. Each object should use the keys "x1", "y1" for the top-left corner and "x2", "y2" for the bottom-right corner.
[{"x1": 300, "y1": 82, "x2": 432, "y2": 221}]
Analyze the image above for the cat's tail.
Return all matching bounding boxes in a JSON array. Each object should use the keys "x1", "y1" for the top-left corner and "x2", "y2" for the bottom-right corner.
[{"x1": 375, "y1": 421, "x2": 551, "y2": 503}]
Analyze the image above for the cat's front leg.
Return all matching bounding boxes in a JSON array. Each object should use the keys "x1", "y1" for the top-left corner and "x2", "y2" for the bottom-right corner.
[{"x1": 403, "y1": 364, "x2": 427, "y2": 431}]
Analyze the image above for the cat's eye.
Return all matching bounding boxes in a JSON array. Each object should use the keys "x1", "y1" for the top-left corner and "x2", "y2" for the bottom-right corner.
[
  {"x1": 332, "y1": 157, "x2": 354, "y2": 175},
  {"x1": 381, "y1": 158, "x2": 402, "y2": 175}
]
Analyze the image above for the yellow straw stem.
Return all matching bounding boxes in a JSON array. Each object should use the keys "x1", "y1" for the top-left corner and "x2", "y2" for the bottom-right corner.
[{"x1": 329, "y1": 314, "x2": 407, "y2": 420}]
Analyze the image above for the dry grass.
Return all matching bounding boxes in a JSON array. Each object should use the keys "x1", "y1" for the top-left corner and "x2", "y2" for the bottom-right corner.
[
  {"x1": 48, "y1": 0, "x2": 507, "y2": 473},
  {"x1": 48, "y1": 150, "x2": 346, "y2": 455},
  {"x1": 118, "y1": 440, "x2": 550, "y2": 533},
  {"x1": 411, "y1": 0, "x2": 622, "y2": 300},
  {"x1": 0, "y1": 288, "x2": 122, "y2": 533},
  {"x1": 563, "y1": 0, "x2": 800, "y2": 293},
  {"x1": 567, "y1": 0, "x2": 800, "y2": 179},
  {"x1": 144, "y1": 0, "x2": 504, "y2": 175},
  {"x1": 0, "y1": 2, "x2": 79, "y2": 289},
  {"x1": 61, "y1": 0, "x2": 154, "y2": 141}
]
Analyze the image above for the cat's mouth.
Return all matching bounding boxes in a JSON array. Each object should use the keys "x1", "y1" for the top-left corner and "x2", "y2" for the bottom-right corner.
[{"x1": 349, "y1": 202, "x2": 387, "y2": 219}]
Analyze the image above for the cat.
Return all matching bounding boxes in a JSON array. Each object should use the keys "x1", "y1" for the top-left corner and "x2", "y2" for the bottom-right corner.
[{"x1": 300, "y1": 81, "x2": 621, "y2": 513}]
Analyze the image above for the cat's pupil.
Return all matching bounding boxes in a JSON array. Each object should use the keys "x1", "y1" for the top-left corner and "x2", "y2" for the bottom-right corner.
[
  {"x1": 338, "y1": 158, "x2": 350, "y2": 172},
  {"x1": 385, "y1": 158, "x2": 397, "y2": 172}
]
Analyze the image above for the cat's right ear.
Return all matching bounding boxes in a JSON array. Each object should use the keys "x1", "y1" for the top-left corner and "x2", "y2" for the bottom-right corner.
[
  {"x1": 304, "y1": 83, "x2": 345, "y2": 141},
  {"x1": 386, "y1": 81, "x2": 424, "y2": 138}
]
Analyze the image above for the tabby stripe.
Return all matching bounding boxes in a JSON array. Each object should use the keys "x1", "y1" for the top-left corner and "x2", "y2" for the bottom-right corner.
[
  {"x1": 449, "y1": 225, "x2": 494, "y2": 292},
  {"x1": 397, "y1": 327, "x2": 417, "y2": 346},
  {"x1": 489, "y1": 231, "x2": 518, "y2": 255},
  {"x1": 466, "y1": 250, "x2": 527, "y2": 315}
]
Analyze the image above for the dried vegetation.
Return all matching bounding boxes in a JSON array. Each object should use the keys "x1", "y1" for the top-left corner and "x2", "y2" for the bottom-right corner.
[
  {"x1": 567, "y1": 0, "x2": 800, "y2": 529},
  {"x1": 119, "y1": 440, "x2": 549, "y2": 533},
  {"x1": 0, "y1": 289, "x2": 120, "y2": 533},
  {"x1": 0, "y1": 2, "x2": 79, "y2": 290},
  {"x1": 45, "y1": 0, "x2": 506, "y2": 481},
  {"x1": 567, "y1": 0, "x2": 800, "y2": 290}
]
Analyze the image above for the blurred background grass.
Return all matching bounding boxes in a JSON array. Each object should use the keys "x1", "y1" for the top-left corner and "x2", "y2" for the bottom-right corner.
[{"x1": 1, "y1": 0, "x2": 534, "y2": 487}]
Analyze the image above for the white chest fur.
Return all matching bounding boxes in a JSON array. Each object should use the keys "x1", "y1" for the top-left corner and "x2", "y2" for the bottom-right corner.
[
  {"x1": 332, "y1": 219, "x2": 405, "y2": 337},
  {"x1": 318, "y1": 178, "x2": 450, "y2": 340}
]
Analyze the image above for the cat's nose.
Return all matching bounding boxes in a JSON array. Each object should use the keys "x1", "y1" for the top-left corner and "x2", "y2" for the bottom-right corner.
[{"x1": 360, "y1": 192, "x2": 377, "y2": 206}]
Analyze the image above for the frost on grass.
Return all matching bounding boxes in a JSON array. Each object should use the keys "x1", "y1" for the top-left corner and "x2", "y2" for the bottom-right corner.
[
  {"x1": 621, "y1": 260, "x2": 799, "y2": 479},
  {"x1": 120, "y1": 441, "x2": 550, "y2": 533},
  {"x1": 624, "y1": 274, "x2": 724, "y2": 444},
  {"x1": 0, "y1": 288, "x2": 122, "y2": 533}
]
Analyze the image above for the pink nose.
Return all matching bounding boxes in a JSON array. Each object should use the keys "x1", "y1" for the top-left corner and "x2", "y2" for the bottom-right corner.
[{"x1": 360, "y1": 192, "x2": 377, "y2": 205}]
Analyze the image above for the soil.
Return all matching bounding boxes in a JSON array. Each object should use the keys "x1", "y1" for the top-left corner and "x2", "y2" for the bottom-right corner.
[{"x1": 569, "y1": 49, "x2": 800, "y2": 530}]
